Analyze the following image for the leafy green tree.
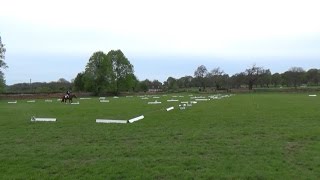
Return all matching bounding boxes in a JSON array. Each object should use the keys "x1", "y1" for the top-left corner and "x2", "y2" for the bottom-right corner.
[
  {"x1": 106, "y1": 50, "x2": 135, "y2": 95},
  {"x1": 0, "y1": 36, "x2": 8, "y2": 92},
  {"x1": 245, "y1": 64, "x2": 263, "y2": 90},
  {"x1": 271, "y1": 73, "x2": 282, "y2": 87},
  {"x1": 84, "y1": 51, "x2": 111, "y2": 94},
  {"x1": 194, "y1": 65, "x2": 208, "y2": 91},
  {"x1": 283, "y1": 67, "x2": 305, "y2": 88},
  {"x1": 306, "y1": 68, "x2": 320, "y2": 86},
  {"x1": 73, "y1": 72, "x2": 85, "y2": 91}
]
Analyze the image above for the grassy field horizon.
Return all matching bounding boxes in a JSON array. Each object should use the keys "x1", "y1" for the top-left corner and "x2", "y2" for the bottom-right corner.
[{"x1": 0, "y1": 93, "x2": 319, "y2": 179}]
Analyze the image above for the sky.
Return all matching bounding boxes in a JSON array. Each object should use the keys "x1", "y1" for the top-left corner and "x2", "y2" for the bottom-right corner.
[{"x1": 1, "y1": 0, "x2": 320, "y2": 85}]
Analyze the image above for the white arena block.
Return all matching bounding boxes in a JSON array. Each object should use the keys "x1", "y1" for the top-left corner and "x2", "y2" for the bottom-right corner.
[
  {"x1": 45, "y1": 100, "x2": 52, "y2": 102},
  {"x1": 80, "y1": 97, "x2": 91, "y2": 100},
  {"x1": 141, "y1": 97, "x2": 149, "y2": 100},
  {"x1": 167, "y1": 99, "x2": 179, "y2": 102},
  {"x1": 100, "y1": 100, "x2": 110, "y2": 103},
  {"x1": 31, "y1": 117, "x2": 56, "y2": 122},
  {"x1": 8, "y1": 101, "x2": 17, "y2": 104},
  {"x1": 128, "y1": 115, "x2": 144, "y2": 123},
  {"x1": 195, "y1": 99, "x2": 210, "y2": 101},
  {"x1": 71, "y1": 102, "x2": 80, "y2": 105},
  {"x1": 99, "y1": 97, "x2": 106, "y2": 100},
  {"x1": 96, "y1": 119, "x2": 127, "y2": 123},
  {"x1": 309, "y1": 95, "x2": 317, "y2": 97},
  {"x1": 113, "y1": 96, "x2": 119, "y2": 99},
  {"x1": 27, "y1": 100, "x2": 36, "y2": 103},
  {"x1": 148, "y1": 101, "x2": 162, "y2": 104},
  {"x1": 166, "y1": 107, "x2": 174, "y2": 111}
]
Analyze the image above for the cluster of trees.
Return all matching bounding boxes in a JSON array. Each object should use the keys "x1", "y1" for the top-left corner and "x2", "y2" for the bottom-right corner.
[
  {"x1": 161, "y1": 65, "x2": 320, "y2": 91},
  {"x1": 0, "y1": 36, "x2": 7, "y2": 92},
  {"x1": 7, "y1": 78, "x2": 72, "y2": 93},
  {"x1": 73, "y1": 50, "x2": 136, "y2": 95}
]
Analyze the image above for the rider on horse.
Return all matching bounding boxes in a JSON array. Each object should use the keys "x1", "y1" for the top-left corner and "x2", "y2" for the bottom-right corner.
[{"x1": 65, "y1": 90, "x2": 71, "y2": 99}]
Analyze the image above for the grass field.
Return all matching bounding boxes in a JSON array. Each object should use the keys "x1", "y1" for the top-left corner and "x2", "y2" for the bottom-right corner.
[{"x1": 0, "y1": 93, "x2": 319, "y2": 179}]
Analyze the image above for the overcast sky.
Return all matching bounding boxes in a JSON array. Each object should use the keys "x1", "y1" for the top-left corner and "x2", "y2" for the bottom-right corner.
[{"x1": 1, "y1": 0, "x2": 320, "y2": 85}]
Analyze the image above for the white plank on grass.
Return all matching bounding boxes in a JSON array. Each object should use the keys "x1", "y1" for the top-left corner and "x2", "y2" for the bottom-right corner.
[
  {"x1": 167, "y1": 99, "x2": 179, "y2": 102},
  {"x1": 166, "y1": 107, "x2": 174, "y2": 111},
  {"x1": 96, "y1": 119, "x2": 127, "y2": 123},
  {"x1": 309, "y1": 95, "x2": 317, "y2": 97},
  {"x1": 80, "y1": 97, "x2": 91, "y2": 100},
  {"x1": 128, "y1": 115, "x2": 144, "y2": 123},
  {"x1": 195, "y1": 99, "x2": 210, "y2": 101},
  {"x1": 148, "y1": 101, "x2": 162, "y2": 104},
  {"x1": 31, "y1": 117, "x2": 56, "y2": 122},
  {"x1": 8, "y1": 101, "x2": 17, "y2": 104},
  {"x1": 27, "y1": 100, "x2": 36, "y2": 103},
  {"x1": 99, "y1": 97, "x2": 106, "y2": 100},
  {"x1": 71, "y1": 102, "x2": 80, "y2": 105},
  {"x1": 100, "y1": 100, "x2": 110, "y2": 103}
]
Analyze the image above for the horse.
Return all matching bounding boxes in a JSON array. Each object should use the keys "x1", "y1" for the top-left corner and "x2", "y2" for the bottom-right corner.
[{"x1": 61, "y1": 94, "x2": 77, "y2": 103}]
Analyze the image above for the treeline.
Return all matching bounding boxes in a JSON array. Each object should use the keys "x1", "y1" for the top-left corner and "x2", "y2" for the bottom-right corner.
[
  {"x1": 162, "y1": 65, "x2": 320, "y2": 92},
  {"x1": 6, "y1": 49, "x2": 320, "y2": 94},
  {"x1": 7, "y1": 78, "x2": 72, "y2": 93}
]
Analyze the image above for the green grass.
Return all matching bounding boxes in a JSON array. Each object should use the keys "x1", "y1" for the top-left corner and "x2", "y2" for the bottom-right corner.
[{"x1": 0, "y1": 93, "x2": 320, "y2": 179}]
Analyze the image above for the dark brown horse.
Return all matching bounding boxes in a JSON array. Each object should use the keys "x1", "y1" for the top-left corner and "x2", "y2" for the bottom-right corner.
[{"x1": 61, "y1": 94, "x2": 77, "y2": 103}]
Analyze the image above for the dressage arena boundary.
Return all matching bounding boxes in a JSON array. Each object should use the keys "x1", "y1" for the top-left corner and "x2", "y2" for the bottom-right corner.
[
  {"x1": 166, "y1": 107, "x2": 174, "y2": 111},
  {"x1": 96, "y1": 115, "x2": 144, "y2": 124},
  {"x1": 31, "y1": 117, "x2": 57, "y2": 122},
  {"x1": 148, "y1": 101, "x2": 162, "y2": 104},
  {"x1": 27, "y1": 100, "x2": 36, "y2": 103},
  {"x1": 96, "y1": 119, "x2": 128, "y2": 124},
  {"x1": 100, "y1": 100, "x2": 110, "y2": 103},
  {"x1": 309, "y1": 95, "x2": 317, "y2": 97},
  {"x1": 8, "y1": 101, "x2": 17, "y2": 104}
]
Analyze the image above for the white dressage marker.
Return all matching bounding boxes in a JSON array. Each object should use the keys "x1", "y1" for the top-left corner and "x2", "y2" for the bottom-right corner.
[
  {"x1": 148, "y1": 101, "x2": 162, "y2": 104},
  {"x1": 27, "y1": 100, "x2": 36, "y2": 103},
  {"x1": 166, "y1": 107, "x2": 174, "y2": 111},
  {"x1": 309, "y1": 95, "x2": 317, "y2": 97},
  {"x1": 71, "y1": 102, "x2": 80, "y2": 105},
  {"x1": 8, "y1": 101, "x2": 17, "y2": 104},
  {"x1": 167, "y1": 99, "x2": 179, "y2": 102},
  {"x1": 128, "y1": 115, "x2": 144, "y2": 123},
  {"x1": 45, "y1": 100, "x2": 52, "y2": 102},
  {"x1": 179, "y1": 105, "x2": 186, "y2": 110},
  {"x1": 100, "y1": 100, "x2": 110, "y2": 103},
  {"x1": 31, "y1": 117, "x2": 56, "y2": 122},
  {"x1": 96, "y1": 119, "x2": 127, "y2": 123},
  {"x1": 195, "y1": 99, "x2": 210, "y2": 101}
]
